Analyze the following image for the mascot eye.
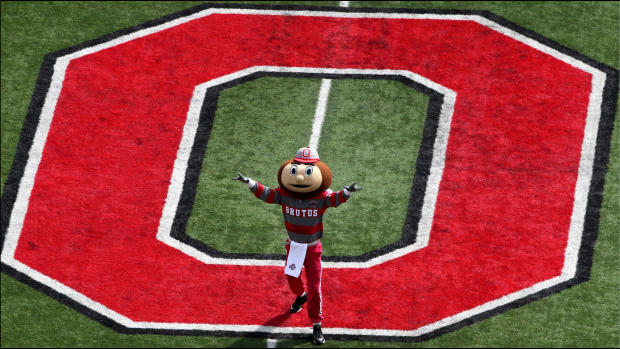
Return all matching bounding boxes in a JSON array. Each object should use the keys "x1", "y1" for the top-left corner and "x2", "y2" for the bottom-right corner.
[
  {"x1": 305, "y1": 166, "x2": 313, "y2": 177},
  {"x1": 290, "y1": 165, "x2": 298, "y2": 176}
]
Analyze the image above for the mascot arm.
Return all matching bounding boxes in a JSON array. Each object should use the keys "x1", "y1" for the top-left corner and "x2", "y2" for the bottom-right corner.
[
  {"x1": 232, "y1": 173, "x2": 281, "y2": 204},
  {"x1": 233, "y1": 172, "x2": 278, "y2": 203},
  {"x1": 250, "y1": 181, "x2": 281, "y2": 205},
  {"x1": 325, "y1": 190, "x2": 350, "y2": 208},
  {"x1": 324, "y1": 182, "x2": 361, "y2": 208}
]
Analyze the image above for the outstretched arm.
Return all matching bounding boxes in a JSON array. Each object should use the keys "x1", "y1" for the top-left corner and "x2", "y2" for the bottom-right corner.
[
  {"x1": 325, "y1": 182, "x2": 362, "y2": 208},
  {"x1": 232, "y1": 172, "x2": 280, "y2": 204}
]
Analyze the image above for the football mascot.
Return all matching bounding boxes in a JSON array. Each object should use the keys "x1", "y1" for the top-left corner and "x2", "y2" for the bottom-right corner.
[{"x1": 233, "y1": 146, "x2": 361, "y2": 345}]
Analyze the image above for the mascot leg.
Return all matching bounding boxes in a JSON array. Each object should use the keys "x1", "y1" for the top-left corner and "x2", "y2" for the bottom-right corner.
[{"x1": 304, "y1": 242, "x2": 324, "y2": 324}]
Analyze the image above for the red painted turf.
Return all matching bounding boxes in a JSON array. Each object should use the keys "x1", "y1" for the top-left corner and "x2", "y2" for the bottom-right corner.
[{"x1": 15, "y1": 14, "x2": 591, "y2": 329}]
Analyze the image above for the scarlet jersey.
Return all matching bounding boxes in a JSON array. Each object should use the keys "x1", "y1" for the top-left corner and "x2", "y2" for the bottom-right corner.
[{"x1": 250, "y1": 182, "x2": 350, "y2": 243}]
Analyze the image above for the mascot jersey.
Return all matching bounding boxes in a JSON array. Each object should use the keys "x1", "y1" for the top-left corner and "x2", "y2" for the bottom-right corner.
[{"x1": 250, "y1": 182, "x2": 351, "y2": 243}]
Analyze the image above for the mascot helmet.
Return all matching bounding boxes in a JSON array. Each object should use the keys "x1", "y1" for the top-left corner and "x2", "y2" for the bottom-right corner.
[{"x1": 293, "y1": 147, "x2": 320, "y2": 163}]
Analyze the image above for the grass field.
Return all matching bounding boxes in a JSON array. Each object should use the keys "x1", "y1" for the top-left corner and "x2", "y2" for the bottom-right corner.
[
  {"x1": 1, "y1": 1, "x2": 618, "y2": 347},
  {"x1": 187, "y1": 77, "x2": 427, "y2": 256}
]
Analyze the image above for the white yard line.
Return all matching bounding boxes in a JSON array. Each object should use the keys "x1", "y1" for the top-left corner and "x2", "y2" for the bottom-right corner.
[
  {"x1": 308, "y1": 78, "x2": 332, "y2": 149},
  {"x1": 267, "y1": 338, "x2": 278, "y2": 348}
]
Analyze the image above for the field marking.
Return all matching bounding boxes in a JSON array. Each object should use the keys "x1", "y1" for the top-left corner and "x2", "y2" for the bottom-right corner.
[
  {"x1": 563, "y1": 71, "x2": 605, "y2": 277},
  {"x1": 155, "y1": 66, "x2": 456, "y2": 269},
  {"x1": 0, "y1": 6, "x2": 609, "y2": 340},
  {"x1": 1, "y1": 58, "x2": 70, "y2": 263},
  {"x1": 5, "y1": 67, "x2": 595, "y2": 337},
  {"x1": 308, "y1": 79, "x2": 332, "y2": 149},
  {"x1": 267, "y1": 338, "x2": 277, "y2": 348}
]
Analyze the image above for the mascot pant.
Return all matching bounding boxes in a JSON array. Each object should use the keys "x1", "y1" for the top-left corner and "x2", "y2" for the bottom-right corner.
[{"x1": 285, "y1": 240, "x2": 323, "y2": 324}]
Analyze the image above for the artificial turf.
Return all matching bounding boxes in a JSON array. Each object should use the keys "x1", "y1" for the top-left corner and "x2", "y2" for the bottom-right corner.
[
  {"x1": 1, "y1": 1, "x2": 618, "y2": 347},
  {"x1": 187, "y1": 77, "x2": 428, "y2": 257}
]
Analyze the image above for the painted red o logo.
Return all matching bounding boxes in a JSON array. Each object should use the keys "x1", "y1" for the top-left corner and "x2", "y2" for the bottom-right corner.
[
  {"x1": 302, "y1": 149, "x2": 311, "y2": 158},
  {"x1": 1, "y1": 4, "x2": 617, "y2": 342}
]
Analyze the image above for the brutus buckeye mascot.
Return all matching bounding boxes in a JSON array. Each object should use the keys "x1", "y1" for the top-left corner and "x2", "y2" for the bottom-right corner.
[{"x1": 233, "y1": 147, "x2": 361, "y2": 345}]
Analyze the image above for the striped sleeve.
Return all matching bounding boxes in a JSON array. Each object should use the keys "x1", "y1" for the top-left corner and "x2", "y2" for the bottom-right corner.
[
  {"x1": 250, "y1": 182, "x2": 281, "y2": 204},
  {"x1": 324, "y1": 189, "x2": 351, "y2": 208}
]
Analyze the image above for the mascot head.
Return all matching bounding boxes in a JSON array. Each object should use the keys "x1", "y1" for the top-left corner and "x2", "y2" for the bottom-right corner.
[{"x1": 278, "y1": 147, "x2": 332, "y2": 199}]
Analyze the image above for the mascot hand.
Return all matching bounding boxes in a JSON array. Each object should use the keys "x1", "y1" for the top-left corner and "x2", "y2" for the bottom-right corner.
[
  {"x1": 232, "y1": 172, "x2": 250, "y2": 184},
  {"x1": 344, "y1": 182, "x2": 362, "y2": 192}
]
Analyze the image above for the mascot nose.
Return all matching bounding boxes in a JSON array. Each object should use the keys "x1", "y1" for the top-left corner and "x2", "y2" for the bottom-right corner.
[{"x1": 295, "y1": 175, "x2": 305, "y2": 183}]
